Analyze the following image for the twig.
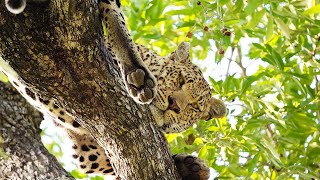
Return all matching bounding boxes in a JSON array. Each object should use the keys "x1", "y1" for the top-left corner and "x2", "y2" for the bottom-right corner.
[{"x1": 236, "y1": 46, "x2": 247, "y2": 78}]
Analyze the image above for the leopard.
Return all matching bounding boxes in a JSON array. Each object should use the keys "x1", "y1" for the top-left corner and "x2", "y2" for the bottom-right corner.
[
  {"x1": 3, "y1": 0, "x2": 226, "y2": 179},
  {"x1": 0, "y1": 41, "x2": 225, "y2": 179}
]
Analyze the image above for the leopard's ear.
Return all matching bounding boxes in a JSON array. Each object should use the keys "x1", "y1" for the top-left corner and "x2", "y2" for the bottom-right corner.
[
  {"x1": 202, "y1": 97, "x2": 226, "y2": 120},
  {"x1": 175, "y1": 42, "x2": 190, "y2": 61}
]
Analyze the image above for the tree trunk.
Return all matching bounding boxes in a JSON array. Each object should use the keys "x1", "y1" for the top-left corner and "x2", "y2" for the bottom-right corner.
[
  {"x1": 0, "y1": 1, "x2": 179, "y2": 179},
  {"x1": 0, "y1": 81, "x2": 74, "y2": 180}
]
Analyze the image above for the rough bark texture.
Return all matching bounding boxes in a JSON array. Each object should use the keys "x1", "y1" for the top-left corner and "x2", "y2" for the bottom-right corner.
[
  {"x1": 0, "y1": 81, "x2": 74, "y2": 180},
  {"x1": 0, "y1": 1, "x2": 179, "y2": 179}
]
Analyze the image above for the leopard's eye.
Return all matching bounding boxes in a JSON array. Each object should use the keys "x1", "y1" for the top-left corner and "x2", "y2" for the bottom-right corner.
[
  {"x1": 168, "y1": 96, "x2": 174, "y2": 105},
  {"x1": 178, "y1": 73, "x2": 185, "y2": 88},
  {"x1": 190, "y1": 102, "x2": 200, "y2": 110}
]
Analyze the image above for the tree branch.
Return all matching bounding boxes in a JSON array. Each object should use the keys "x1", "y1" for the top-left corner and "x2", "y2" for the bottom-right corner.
[
  {"x1": 0, "y1": 1, "x2": 179, "y2": 179},
  {"x1": 0, "y1": 81, "x2": 74, "y2": 180}
]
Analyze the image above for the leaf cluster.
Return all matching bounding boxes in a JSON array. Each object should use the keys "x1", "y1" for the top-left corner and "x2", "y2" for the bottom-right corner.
[{"x1": 122, "y1": 0, "x2": 320, "y2": 178}]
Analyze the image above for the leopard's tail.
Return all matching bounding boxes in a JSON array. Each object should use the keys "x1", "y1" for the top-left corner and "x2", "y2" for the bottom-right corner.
[{"x1": 5, "y1": 0, "x2": 26, "y2": 14}]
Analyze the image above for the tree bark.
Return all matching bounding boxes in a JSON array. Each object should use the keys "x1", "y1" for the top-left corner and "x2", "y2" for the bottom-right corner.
[
  {"x1": 0, "y1": 81, "x2": 74, "y2": 180},
  {"x1": 0, "y1": 1, "x2": 179, "y2": 179}
]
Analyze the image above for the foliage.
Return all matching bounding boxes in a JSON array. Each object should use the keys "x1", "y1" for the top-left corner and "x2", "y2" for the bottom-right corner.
[{"x1": 122, "y1": 0, "x2": 320, "y2": 179}]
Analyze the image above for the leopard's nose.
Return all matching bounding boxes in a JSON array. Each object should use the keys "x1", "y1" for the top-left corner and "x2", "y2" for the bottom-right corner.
[{"x1": 168, "y1": 96, "x2": 180, "y2": 114}]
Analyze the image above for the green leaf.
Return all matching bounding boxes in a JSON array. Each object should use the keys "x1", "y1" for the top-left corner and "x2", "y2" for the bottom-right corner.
[
  {"x1": 164, "y1": 9, "x2": 195, "y2": 16},
  {"x1": 207, "y1": 126, "x2": 220, "y2": 132},
  {"x1": 246, "y1": 9, "x2": 266, "y2": 29},
  {"x1": 248, "y1": 153, "x2": 260, "y2": 176},
  {"x1": 261, "y1": 56, "x2": 274, "y2": 66},
  {"x1": 271, "y1": 48, "x2": 284, "y2": 70},
  {"x1": 233, "y1": 0, "x2": 244, "y2": 13},
  {"x1": 303, "y1": 5, "x2": 320, "y2": 15},
  {"x1": 241, "y1": 76, "x2": 255, "y2": 95},
  {"x1": 198, "y1": 145, "x2": 208, "y2": 159},
  {"x1": 146, "y1": 0, "x2": 165, "y2": 19},
  {"x1": 142, "y1": 33, "x2": 162, "y2": 40},
  {"x1": 166, "y1": 134, "x2": 179, "y2": 143},
  {"x1": 244, "y1": 0, "x2": 263, "y2": 15},
  {"x1": 70, "y1": 170, "x2": 88, "y2": 179},
  {"x1": 266, "y1": 16, "x2": 274, "y2": 42},
  {"x1": 261, "y1": 138, "x2": 282, "y2": 165},
  {"x1": 91, "y1": 176, "x2": 105, "y2": 180},
  {"x1": 228, "y1": 164, "x2": 242, "y2": 176},
  {"x1": 252, "y1": 43, "x2": 266, "y2": 51},
  {"x1": 224, "y1": 19, "x2": 240, "y2": 26},
  {"x1": 218, "y1": 0, "x2": 230, "y2": 6},
  {"x1": 291, "y1": 77, "x2": 307, "y2": 95},
  {"x1": 274, "y1": 18, "x2": 291, "y2": 39}
]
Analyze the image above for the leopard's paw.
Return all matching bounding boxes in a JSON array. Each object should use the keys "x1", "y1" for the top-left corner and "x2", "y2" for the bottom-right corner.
[
  {"x1": 125, "y1": 67, "x2": 157, "y2": 104},
  {"x1": 173, "y1": 154, "x2": 210, "y2": 180}
]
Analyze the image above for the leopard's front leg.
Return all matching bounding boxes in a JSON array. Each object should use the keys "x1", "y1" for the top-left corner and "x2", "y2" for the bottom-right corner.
[{"x1": 98, "y1": 0, "x2": 157, "y2": 104}]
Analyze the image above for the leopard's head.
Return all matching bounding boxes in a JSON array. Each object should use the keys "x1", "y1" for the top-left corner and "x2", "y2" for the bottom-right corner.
[{"x1": 150, "y1": 42, "x2": 226, "y2": 133}]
